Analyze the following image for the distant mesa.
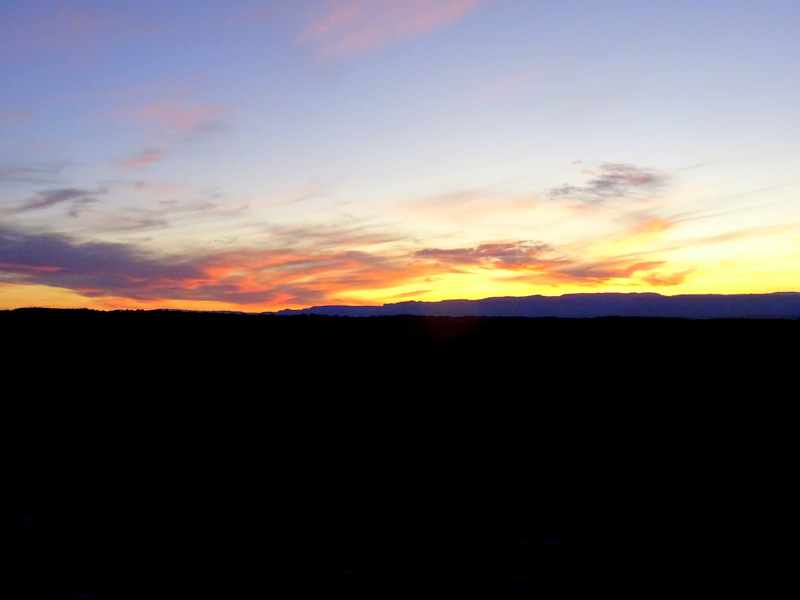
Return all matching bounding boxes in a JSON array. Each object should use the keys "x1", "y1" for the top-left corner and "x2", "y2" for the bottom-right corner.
[{"x1": 268, "y1": 292, "x2": 800, "y2": 319}]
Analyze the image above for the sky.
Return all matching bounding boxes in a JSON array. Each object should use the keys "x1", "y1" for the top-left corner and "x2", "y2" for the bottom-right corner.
[{"x1": 1, "y1": 0, "x2": 799, "y2": 312}]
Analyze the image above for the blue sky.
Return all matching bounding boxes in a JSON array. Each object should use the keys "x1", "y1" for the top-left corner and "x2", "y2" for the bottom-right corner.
[{"x1": 2, "y1": 0, "x2": 799, "y2": 310}]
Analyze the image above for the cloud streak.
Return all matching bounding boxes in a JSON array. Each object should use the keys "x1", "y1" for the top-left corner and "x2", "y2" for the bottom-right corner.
[
  {"x1": 552, "y1": 258, "x2": 693, "y2": 288},
  {"x1": 117, "y1": 99, "x2": 226, "y2": 139},
  {"x1": 117, "y1": 147, "x2": 167, "y2": 170},
  {"x1": 416, "y1": 241, "x2": 553, "y2": 269},
  {"x1": 2, "y1": 188, "x2": 103, "y2": 217},
  {"x1": 299, "y1": 0, "x2": 489, "y2": 60},
  {"x1": 414, "y1": 237, "x2": 693, "y2": 290},
  {"x1": 0, "y1": 164, "x2": 65, "y2": 185}
]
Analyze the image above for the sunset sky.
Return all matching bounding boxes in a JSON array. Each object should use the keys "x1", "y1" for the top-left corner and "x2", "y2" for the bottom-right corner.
[{"x1": 2, "y1": 0, "x2": 799, "y2": 311}]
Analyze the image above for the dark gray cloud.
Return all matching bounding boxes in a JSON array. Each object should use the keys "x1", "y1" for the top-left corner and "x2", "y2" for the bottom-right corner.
[
  {"x1": 548, "y1": 163, "x2": 668, "y2": 204},
  {"x1": 0, "y1": 225, "x2": 201, "y2": 297}
]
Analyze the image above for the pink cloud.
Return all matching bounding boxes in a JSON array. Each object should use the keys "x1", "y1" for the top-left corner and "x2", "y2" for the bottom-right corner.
[
  {"x1": 117, "y1": 147, "x2": 167, "y2": 170},
  {"x1": 117, "y1": 99, "x2": 225, "y2": 138},
  {"x1": 300, "y1": 0, "x2": 490, "y2": 60}
]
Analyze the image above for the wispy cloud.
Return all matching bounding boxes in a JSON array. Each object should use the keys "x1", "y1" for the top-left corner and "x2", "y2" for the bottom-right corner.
[
  {"x1": 552, "y1": 257, "x2": 693, "y2": 288},
  {"x1": 548, "y1": 163, "x2": 668, "y2": 205},
  {"x1": 413, "y1": 237, "x2": 692, "y2": 290},
  {"x1": 0, "y1": 164, "x2": 65, "y2": 185},
  {"x1": 132, "y1": 180, "x2": 188, "y2": 196},
  {"x1": 117, "y1": 99, "x2": 226, "y2": 139},
  {"x1": 402, "y1": 162, "x2": 670, "y2": 232},
  {"x1": 197, "y1": 246, "x2": 414, "y2": 306},
  {"x1": 262, "y1": 219, "x2": 404, "y2": 253},
  {"x1": 299, "y1": 0, "x2": 489, "y2": 60},
  {"x1": 1, "y1": 188, "x2": 103, "y2": 217},
  {"x1": 109, "y1": 95, "x2": 228, "y2": 175},
  {"x1": 65, "y1": 183, "x2": 243, "y2": 234},
  {"x1": 116, "y1": 147, "x2": 168, "y2": 170},
  {"x1": 416, "y1": 241, "x2": 553, "y2": 269}
]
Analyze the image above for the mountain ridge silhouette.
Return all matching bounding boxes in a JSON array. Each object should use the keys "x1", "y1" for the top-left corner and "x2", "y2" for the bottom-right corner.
[{"x1": 269, "y1": 291, "x2": 800, "y2": 319}]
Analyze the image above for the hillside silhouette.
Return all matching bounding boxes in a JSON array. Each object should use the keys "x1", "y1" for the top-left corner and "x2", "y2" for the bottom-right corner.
[
  {"x1": 273, "y1": 291, "x2": 800, "y2": 319},
  {"x1": 3, "y1": 308, "x2": 798, "y2": 596}
]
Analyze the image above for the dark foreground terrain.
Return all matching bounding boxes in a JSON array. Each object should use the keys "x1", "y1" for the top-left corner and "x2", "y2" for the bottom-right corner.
[{"x1": 2, "y1": 309, "x2": 799, "y2": 597}]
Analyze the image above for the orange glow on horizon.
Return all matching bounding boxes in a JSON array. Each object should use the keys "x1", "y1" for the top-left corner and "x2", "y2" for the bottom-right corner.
[{"x1": 1, "y1": 208, "x2": 796, "y2": 312}]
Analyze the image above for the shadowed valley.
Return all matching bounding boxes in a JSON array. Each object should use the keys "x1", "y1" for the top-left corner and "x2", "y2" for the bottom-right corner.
[{"x1": 3, "y1": 308, "x2": 798, "y2": 596}]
